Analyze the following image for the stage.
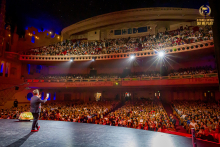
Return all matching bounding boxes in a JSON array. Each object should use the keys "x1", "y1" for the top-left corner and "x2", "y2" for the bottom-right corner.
[{"x1": 0, "y1": 120, "x2": 218, "y2": 147}]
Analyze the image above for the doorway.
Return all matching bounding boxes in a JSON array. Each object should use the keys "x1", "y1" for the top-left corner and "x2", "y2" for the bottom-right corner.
[
  {"x1": 94, "y1": 92, "x2": 102, "y2": 101},
  {"x1": 125, "y1": 92, "x2": 131, "y2": 101}
]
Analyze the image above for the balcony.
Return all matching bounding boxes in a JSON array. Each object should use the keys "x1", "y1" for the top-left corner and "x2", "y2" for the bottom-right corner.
[
  {"x1": 25, "y1": 73, "x2": 218, "y2": 88},
  {"x1": 19, "y1": 40, "x2": 214, "y2": 62}
]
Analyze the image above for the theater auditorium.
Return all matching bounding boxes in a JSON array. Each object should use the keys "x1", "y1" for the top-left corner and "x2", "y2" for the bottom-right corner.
[{"x1": 0, "y1": 0, "x2": 220, "y2": 146}]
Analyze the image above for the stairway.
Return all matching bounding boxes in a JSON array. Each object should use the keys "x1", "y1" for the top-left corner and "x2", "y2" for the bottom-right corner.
[
  {"x1": 162, "y1": 102, "x2": 187, "y2": 133},
  {"x1": 104, "y1": 101, "x2": 124, "y2": 117}
]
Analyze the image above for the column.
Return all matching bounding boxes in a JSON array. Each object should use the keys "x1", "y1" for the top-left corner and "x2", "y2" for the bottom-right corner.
[
  {"x1": 8, "y1": 63, "x2": 11, "y2": 77},
  {"x1": 3, "y1": 61, "x2": 5, "y2": 77}
]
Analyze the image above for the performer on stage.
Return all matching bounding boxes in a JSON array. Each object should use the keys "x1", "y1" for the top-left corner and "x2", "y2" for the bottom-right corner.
[{"x1": 30, "y1": 89, "x2": 48, "y2": 132}]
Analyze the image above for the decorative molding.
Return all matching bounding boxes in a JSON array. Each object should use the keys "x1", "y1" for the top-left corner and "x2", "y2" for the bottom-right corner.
[{"x1": 61, "y1": 7, "x2": 200, "y2": 39}]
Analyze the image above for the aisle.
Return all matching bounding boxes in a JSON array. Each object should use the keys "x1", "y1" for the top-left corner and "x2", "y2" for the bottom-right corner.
[
  {"x1": 104, "y1": 101, "x2": 124, "y2": 117},
  {"x1": 162, "y1": 102, "x2": 187, "y2": 133}
]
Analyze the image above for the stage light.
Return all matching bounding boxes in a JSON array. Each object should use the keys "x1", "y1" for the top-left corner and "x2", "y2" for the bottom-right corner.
[
  {"x1": 158, "y1": 52, "x2": 164, "y2": 57},
  {"x1": 57, "y1": 36, "x2": 60, "y2": 39},
  {"x1": 130, "y1": 55, "x2": 135, "y2": 59},
  {"x1": 8, "y1": 34, "x2": 11, "y2": 37},
  {"x1": 49, "y1": 32, "x2": 52, "y2": 34},
  {"x1": 92, "y1": 57, "x2": 96, "y2": 61},
  {"x1": 70, "y1": 57, "x2": 74, "y2": 62}
]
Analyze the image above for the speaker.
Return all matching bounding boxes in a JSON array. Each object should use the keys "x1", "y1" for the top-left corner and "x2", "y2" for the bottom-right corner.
[{"x1": 15, "y1": 87, "x2": 19, "y2": 90}]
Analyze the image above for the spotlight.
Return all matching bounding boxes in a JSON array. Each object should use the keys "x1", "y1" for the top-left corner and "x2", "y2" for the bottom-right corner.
[
  {"x1": 130, "y1": 55, "x2": 135, "y2": 59},
  {"x1": 158, "y1": 52, "x2": 164, "y2": 57},
  {"x1": 70, "y1": 57, "x2": 74, "y2": 62},
  {"x1": 92, "y1": 57, "x2": 96, "y2": 61},
  {"x1": 49, "y1": 32, "x2": 52, "y2": 34}
]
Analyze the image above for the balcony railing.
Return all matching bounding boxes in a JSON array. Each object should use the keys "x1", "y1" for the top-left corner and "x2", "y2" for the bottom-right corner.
[
  {"x1": 25, "y1": 73, "x2": 218, "y2": 83},
  {"x1": 19, "y1": 40, "x2": 214, "y2": 62}
]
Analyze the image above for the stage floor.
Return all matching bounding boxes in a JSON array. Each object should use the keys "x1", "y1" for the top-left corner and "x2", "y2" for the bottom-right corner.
[{"x1": 0, "y1": 119, "x2": 218, "y2": 147}]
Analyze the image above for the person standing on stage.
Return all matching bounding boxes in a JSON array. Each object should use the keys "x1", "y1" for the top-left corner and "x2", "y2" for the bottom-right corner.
[
  {"x1": 30, "y1": 89, "x2": 48, "y2": 132},
  {"x1": 13, "y1": 99, "x2": 18, "y2": 107}
]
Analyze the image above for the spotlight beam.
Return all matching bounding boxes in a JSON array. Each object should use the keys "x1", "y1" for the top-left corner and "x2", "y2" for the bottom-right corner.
[{"x1": 158, "y1": 52, "x2": 165, "y2": 57}]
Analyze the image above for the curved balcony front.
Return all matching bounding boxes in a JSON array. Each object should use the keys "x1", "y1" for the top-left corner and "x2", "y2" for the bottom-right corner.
[{"x1": 19, "y1": 40, "x2": 214, "y2": 62}]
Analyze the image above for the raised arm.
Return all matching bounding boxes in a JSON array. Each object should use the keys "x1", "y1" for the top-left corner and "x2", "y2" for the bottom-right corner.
[{"x1": 36, "y1": 95, "x2": 48, "y2": 103}]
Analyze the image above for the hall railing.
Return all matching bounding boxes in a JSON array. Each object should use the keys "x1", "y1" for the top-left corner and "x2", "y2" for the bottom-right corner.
[
  {"x1": 25, "y1": 73, "x2": 218, "y2": 83},
  {"x1": 19, "y1": 40, "x2": 214, "y2": 62}
]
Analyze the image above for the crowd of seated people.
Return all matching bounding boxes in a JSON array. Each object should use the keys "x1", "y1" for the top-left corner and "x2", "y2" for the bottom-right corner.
[
  {"x1": 172, "y1": 100, "x2": 220, "y2": 142},
  {"x1": 40, "y1": 74, "x2": 120, "y2": 81},
  {"x1": 168, "y1": 65, "x2": 217, "y2": 76},
  {"x1": 0, "y1": 101, "x2": 120, "y2": 123},
  {"x1": 31, "y1": 65, "x2": 217, "y2": 82},
  {"x1": 126, "y1": 71, "x2": 161, "y2": 78},
  {"x1": 95, "y1": 99, "x2": 178, "y2": 133},
  {"x1": 39, "y1": 101, "x2": 119, "y2": 122},
  {"x1": 21, "y1": 25, "x2": 212, "y2": 56},
  {"x1": 1, "y1": 97, "x2": 220, "y2": 143},
  {"x1": 0, "y1": 105, "x2": 30, "y2": 119},
  {"x1": 37, "y1": 71, "x2": 161, "y2": 81}
]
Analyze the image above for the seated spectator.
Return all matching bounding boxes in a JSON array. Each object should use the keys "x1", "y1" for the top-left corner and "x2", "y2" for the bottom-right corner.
[{"x1": 21, "y1": 26, "x2": 213, "y2": 57}]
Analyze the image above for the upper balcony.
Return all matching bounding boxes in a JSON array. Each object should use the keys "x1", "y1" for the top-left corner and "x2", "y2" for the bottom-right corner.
[{"x1": 19, "y1": 40, "x2": 214, "y2": 62}]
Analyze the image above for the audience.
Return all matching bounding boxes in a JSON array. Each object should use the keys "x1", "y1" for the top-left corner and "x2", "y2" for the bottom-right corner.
[
  {"x1": 0, "y1": 101, "x2": 119, "y2": 123},
  {"x1": 29, "y1": 65, "x2": 216, "y2": 82},
  {"x1": 96, "y1": 99, "x2": 175, "y2": 133},
  {"x1": 1, "y1": 98, "x2": 220, "y2": 143},
  {"x1": 20, "y1": 25, "x2": 213, "y2": 56},
  {"x1": 40, "y1": 101, "x2": 119, "y2": 122},
  {"x1": 169, "y1": 65, "x2": 217, "y2": 76},
  {"x1": 172, "y1": 100, "x2": 220, "y2": 142}
]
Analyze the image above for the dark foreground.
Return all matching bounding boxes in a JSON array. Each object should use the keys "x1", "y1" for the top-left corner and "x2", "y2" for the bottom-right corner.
[{"x1": 0, "y1": 119, "x2": 219, "y2": 147}]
